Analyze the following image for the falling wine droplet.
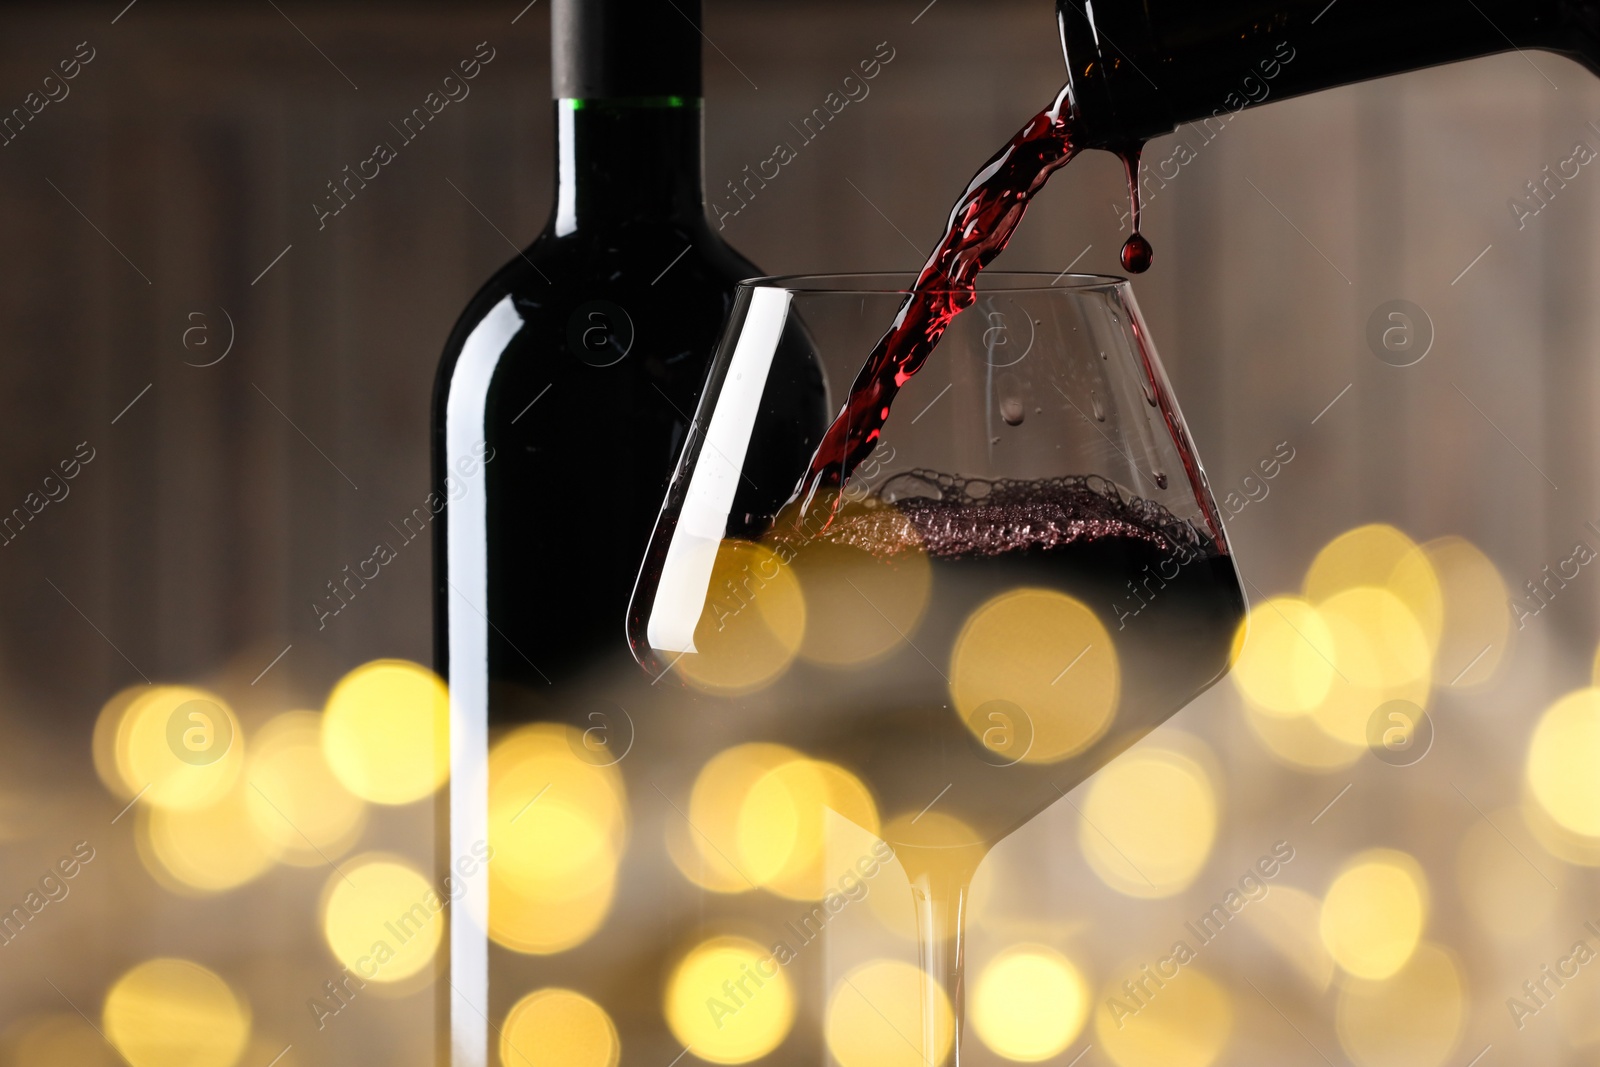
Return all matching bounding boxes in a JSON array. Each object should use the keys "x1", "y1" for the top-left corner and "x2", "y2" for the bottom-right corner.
[
  {"x1": 1142, "y1": 383, "x2": 1157, "y2": 407},
  {"x1": 1153, "y1": 470, "x2": 1169, "y2": 489},
  {"x1": 1000, "y1": 397, "x2": 1025, "y2": 426},
  {"x1": 1089, "y1": 390, "x2": 1105, "y2": 422},
  {"x1": 1121, "y1": 232, "x2": 1153, "y2": 273},
  {"x1": 1115, "y1": 143, "x2": 1153, "y2": 275}
]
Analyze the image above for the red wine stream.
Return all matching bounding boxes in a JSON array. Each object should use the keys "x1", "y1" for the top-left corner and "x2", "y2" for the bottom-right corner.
[{"x1": 792, "y1": 87, "x2": 1151, "y2": 517}]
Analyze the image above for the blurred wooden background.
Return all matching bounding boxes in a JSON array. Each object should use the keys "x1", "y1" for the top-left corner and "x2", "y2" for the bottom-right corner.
[
  {"x1": 1, "y1": 0, "x2": 1595, "y2": 721},
  {"x1": 3, "y1": 1, "x2": 1600, "y2": 1065}
]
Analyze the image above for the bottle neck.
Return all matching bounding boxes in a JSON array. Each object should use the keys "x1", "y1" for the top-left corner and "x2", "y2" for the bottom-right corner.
[
  {"x1": 1058, "y1": 0, "x2": 1598, "y2": 147},
  {"x1": 552, "y1": 98, "x2": 705, "y2": 235}
]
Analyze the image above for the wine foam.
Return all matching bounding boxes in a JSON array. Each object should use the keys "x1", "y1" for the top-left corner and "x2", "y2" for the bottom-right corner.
[{"x1": 780, "y1": 468, "x2": 1215, "y2": 562}]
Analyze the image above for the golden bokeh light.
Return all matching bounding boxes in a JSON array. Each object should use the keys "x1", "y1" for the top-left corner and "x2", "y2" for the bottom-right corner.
[
  {"x1": 492, "y1": 876, "x2": 617, "y2": 957},
  {"x1": 1526, "y1": 688, "x2": 1600, "y2": 839},
  {"x1": 864, "y1": 838, "x2": 999, "y2": 942},
  {"x1": 675, "y1": 540, "x2": 806, "y2": 695},
  {"x1": 102, "y1": 958, "x2": 251, "y2": 1067},
  {"x1": 137, "y1": 783, "x2": 277, "y2": 894},
  {"x1": 500, "y1": 988, "x2": 620, "y2": 1067},
  {"x1": 322, "y1": 659, "x2": 449, "y2": 805},
  {"x1": 736, "y1": 757, "x2": 880, "y2": 899},
  {"x1": 665, "y1": 814, "x2": 746, "y2": 894},
  {"x1": 321, "y1": 854, "x2": 442, "y2": 983},
  {"x1": 793, "y1": 534, "x2": 931, "y2": 667},
  {"x1": 826, "y1": 958, "x2": 951, "y2": 1067},
  {"x1": 1281, "y1": 524, "x2": 1453, "y2": 752},
  {"x1": 881, "y1": 810, "x2": 987, "y2": 890},
  {"x1": 1308, "y1": 675, "x2": 1432, "y2": 754},
  {"x1": 1095, "y1": 965, "x2": 1232, "y2": 1067},
  {"x1": 1335, "y1": 942, "x2": 1464, "y2": 1067},
  {"x1": 1304, "y1": 524, "x2": 1419, "y2": 600},
  {"x1": 971, "y1": 945, "x2": 1089, "y2": 1061},
  {"x1": 1230, "y1": 596, "x2": 1335, "y2": 715},
  {"x1": 66, "y1": 519, "x2": 1562, "y2": 1067},
  {"x1": 246, "y1": 710, "x2": 366, "y2": 866},
  {"x1": 1241, "y1": 701, "x2": 1364, "y2": 771},
  {"x1": 679, "y1": 743, "x2": 802, "y2": 893},
  {"x1": 1457, "y1": 812, "x2": 1558, "y2": 942},
  {"x1": 93, "y1": 685, "x2": 150, "y2": 800},
  {"x1": 487, "y1": 723, "x2": 625, "y2": 954},
  {"x1": 672, "y1": 744, "x2": 881, "y2": 899},
  {"x1": 1242, "y1": 885, "x2": 1336, "y2": 991},
  {"x1": 1305, "y1": 588, "x2": 1431, "y2": 746},
  {"x1": 1304, "y1": 524, "x2": 1442, "y2": 650},
  {"x1": 950, "y1": 588, "x2": 1119, "y2": 763},
  {"x1": 1079, "y1": 746, "x2": 1217, "y2": 898},
  {"x1": 1423, "y1": 537, "x2": 1509, "y2": 687},
  {"x1": 486, "y1": 723, "x2": 624, "y2": 889},
  {"x1": 1319, "y1": 850, "x2": 1428, "y2": 981},
  {"x1": 498, "y1": 800, "x2": 614, "y2": 899},
  {"x1": 1319, "y1": 588, "x2": 1432, "y2": 690},
  {"x1": 1521, "y1": 794, "x2": 1600, "y2": 867},
  {"x1": 665, "y1": 936, "x2": 793, "y2": 1064},
  {"x1": 114, "y1": 686, "x2": 243, "y2": 811},
  {"x1": 6, "y1": 1013, "x2": 122, "y2": 1067}
]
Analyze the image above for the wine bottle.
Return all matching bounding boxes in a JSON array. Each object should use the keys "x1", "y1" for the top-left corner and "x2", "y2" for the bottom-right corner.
[
  {"x1": 1056, "y1": 0, "x2": 1600, "y2": 147},
  {"x1": 431, "y1": 1, "x2": 823, "y2": 1061},
  {"x1": 436, "y1": 0, "x2": 756, "y2": 701}
]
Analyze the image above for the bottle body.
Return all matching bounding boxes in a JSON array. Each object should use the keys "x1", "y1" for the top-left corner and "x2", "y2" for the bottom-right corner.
[
  {"x1": 432, "y1": 157, "x2": 773, "y2": 1066},
  {"x1": 1056, "y1": 0, "x2": 1600, "y2": 147},
  {"x1": 431, "y1": 3, "x2": 828, "y2": 1058},
  {"x1": 433, "y1": 104, "x2": 767, "y2": 696}
]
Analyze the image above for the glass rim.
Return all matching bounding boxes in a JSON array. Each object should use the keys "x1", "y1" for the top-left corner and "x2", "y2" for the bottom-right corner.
[{"x1": 736, "y1": 270, "x2": 1129, "y2": 294}]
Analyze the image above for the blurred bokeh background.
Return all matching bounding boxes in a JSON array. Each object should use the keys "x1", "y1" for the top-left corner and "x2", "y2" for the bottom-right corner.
[{"x1": 3, "y1": 1, "x2": 1600, "y2": 1065}]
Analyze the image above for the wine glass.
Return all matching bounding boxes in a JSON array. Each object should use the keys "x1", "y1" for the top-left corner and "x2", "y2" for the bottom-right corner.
[{"x1": 628, "y1": 272, "x2": 1246, "y2": 1065}]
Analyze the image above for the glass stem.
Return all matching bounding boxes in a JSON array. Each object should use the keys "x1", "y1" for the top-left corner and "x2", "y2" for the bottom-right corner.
[{"x1": 910, "y1": 866, "x2": 970, "y2": 1067}]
